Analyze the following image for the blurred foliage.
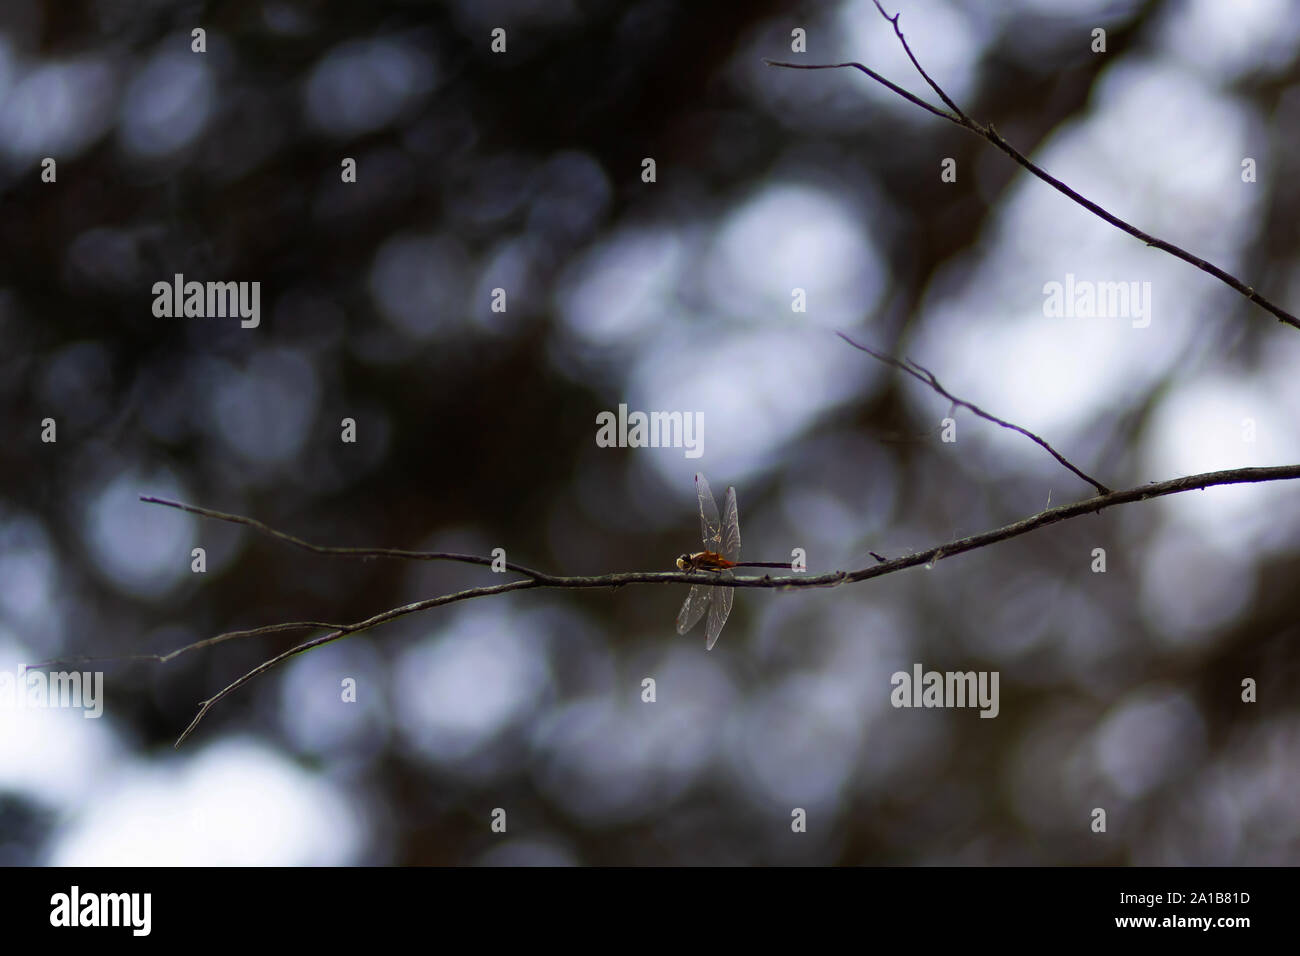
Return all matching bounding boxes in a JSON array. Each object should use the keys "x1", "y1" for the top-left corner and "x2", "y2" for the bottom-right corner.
[{"x1": 3, "y1": 0, "x2": 1300, "y2": 864}]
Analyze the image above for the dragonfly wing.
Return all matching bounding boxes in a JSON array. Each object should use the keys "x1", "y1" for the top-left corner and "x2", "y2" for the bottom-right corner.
[
  {"x1": 705, "y1": 575, "x2": 734, "y2": 650},
  {"x1": 676, "y1": 584, "x2": 712, "y2": 635},
  {"x1": 721, "y1": 486, "x2": 740, "y2": 562},
  {"x1": 695, "y1": 473, "x2": 722, "y2": 550}
]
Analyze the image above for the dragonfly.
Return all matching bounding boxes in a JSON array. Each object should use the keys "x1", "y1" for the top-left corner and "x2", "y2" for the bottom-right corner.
[{"x1": 675, "y1": 472, "x2": 789, "y2": 650}]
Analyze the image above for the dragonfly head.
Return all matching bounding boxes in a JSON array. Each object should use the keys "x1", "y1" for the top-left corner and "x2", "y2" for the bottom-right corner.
[{"x1": 675, "y1": 554, "x2": 692, "y2": 570}]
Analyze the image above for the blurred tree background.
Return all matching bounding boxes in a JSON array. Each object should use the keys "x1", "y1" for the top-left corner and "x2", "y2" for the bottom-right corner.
[{"x1": 2, "y1": 0, "x2": 1299, "y2": 865}]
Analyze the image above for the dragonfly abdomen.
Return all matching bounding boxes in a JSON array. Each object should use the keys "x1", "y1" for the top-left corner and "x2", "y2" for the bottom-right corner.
[{"x1": 677, "y1": 550, "x2": 736, "y2": 571}]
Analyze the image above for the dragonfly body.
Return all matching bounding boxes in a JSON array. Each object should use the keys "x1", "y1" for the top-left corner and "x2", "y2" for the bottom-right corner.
[
  {"x1": 674, "y1": 474, "x2": 789, "y2": 647},
  {"x1": 675, "y1": 473, "x2": 741, "y2": 650},
  {"x1": 676, "y1": 550, "x2": 736, "y2": 571}
]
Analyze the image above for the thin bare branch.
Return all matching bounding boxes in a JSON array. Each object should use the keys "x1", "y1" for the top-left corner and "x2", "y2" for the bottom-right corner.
[
  {"x1": 870, "y1": 0, "x2": 968, "y2": 121},
  {"x1": 144, "y1": 463, "x2": 1300, "y2": 746},
  {"x1": 140, "y1": 496, "x2": 552, "y2": 580},
  {"x1": 760, "y1": 58, "x2": 955, "y2": 123},
  {"x1": 837, "y1": 332, "x2": 1111, "y2": 494},
  {"x1": 765, "y1": 4, "x2": 1300, "y2": 331},
  {"x1": 26, "y1": 620, "x2": 351, "y2": 671},
  {"x1": 172, "y1": 577, "x2": 540, "y2": 748}
]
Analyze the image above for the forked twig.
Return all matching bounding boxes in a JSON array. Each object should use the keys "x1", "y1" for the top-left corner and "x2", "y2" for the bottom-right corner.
[
  {"x1": 64, "y1": 464, "x2": 1297, "y2": 746},
  {"x1": 765, "y1": 1, "x2": 1299, "y2": 330},
  {"x1": 837, "y1": 332, "x2": 1111, "y2": 494}
]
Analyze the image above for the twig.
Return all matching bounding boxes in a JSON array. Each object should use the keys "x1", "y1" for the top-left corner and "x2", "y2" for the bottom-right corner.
[
  {"x1": 26, "y1": 621, "x2": 351, "y2": 671},
  {"x1": 173, "y1": 578, "x2": 539, "y2": 748},
  {"x1": 764, "y1": 2, "x2": 1300, "y2": 331},
  {"x1": 139, "y1": 496, "x2": 552, "y2": 580},
  {"x1": 117, "y1": 464, "x2": 1300, "y2": 746},
  {"x1": 870, "y1": 0, "x2": 968, "y2": 121},
  {"x1": 837, "y1": 332, "x2": 1111, "y2": 494}
]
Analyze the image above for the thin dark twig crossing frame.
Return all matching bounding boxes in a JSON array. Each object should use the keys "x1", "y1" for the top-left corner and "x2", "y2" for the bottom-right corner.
[
  {"x1": 41, "y1": 464, "x2": 1294, "y2": 748},
  {"x1": 765, "y1": 0, "x2": 1299, "y2": 330},
  {"x1": 836, "y1": 332, "x2": 1112, "y2": 494}
]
